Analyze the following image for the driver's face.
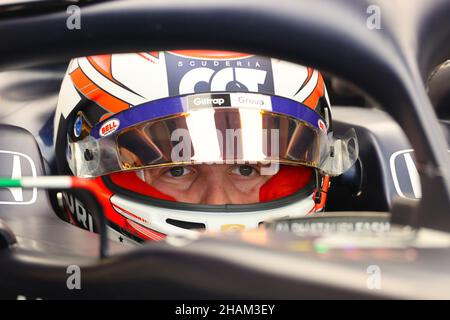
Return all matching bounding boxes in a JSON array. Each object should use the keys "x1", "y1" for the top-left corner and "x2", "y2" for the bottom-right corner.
[{"x1": 143, "y1": 164, "x2": 273, "y2": 205}]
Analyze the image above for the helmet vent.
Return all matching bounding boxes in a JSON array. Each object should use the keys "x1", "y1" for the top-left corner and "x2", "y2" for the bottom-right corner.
[{"x1": 166, "y1": 219, "x2": 206, "y2": 230}]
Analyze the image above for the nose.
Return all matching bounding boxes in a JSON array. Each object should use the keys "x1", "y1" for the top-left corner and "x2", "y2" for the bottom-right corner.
[{"x1": 200, "y1": 184, "x2": 232, "y2": 205}]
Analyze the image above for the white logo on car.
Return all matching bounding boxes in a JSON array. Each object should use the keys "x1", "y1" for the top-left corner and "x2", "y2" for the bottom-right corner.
[{"x1": 0, "y1": 150, "x2": 37, "y2": 205}]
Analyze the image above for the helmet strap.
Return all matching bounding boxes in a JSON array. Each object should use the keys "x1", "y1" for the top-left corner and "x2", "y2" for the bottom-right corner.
[{"x1": 313, "y1": 170, "x2": 330, "y2": 210}]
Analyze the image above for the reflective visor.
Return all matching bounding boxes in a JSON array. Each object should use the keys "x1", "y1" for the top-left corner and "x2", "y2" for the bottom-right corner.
[
  {"x1": 67, "y1": 92, "x2": 358, "y2": 177},
  {"x1": 117, "y1": 109, "x2": 320, "y2": 168}
]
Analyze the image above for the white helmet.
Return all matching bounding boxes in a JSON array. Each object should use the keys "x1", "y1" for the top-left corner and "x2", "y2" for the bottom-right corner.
[{"x1": 54, "y1": 50, "x2": 357, "y2": 243}]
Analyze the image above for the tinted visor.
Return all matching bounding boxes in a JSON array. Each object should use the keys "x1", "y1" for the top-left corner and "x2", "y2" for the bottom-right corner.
[{"x1": 116, "y1": 108, "x2": 321, "y2": 170}]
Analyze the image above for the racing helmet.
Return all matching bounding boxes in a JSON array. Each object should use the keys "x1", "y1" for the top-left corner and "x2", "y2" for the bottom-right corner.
[{"x1": 54, "y1": 50, "x2": 358, "y2": 243}]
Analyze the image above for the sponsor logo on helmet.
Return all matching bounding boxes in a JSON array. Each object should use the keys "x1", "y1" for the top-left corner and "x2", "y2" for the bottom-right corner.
[
  {"x1": 221, "y1": 224, "x2": 246, "y2": 232},
  {"x1": 193, "y1": 97, "x2": 225, "y2": 106},
  {"x1": 222, "y1": 93, "x2": 273, "y2": 110},
  {"x1": 165, "y1": 52, "x2": 275, "y2": 96},
  {"x1": 318, "y1": 119, "x2": 327, "y2": 133},
  {"x1": 99, "y1": 118, "x2": 120, "y2": 137},
  {"x1": 188, "y1": 93, "x2": 231, "y2": 108}
]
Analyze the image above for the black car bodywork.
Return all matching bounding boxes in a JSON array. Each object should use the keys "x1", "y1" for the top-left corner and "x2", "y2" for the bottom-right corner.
[{"x1": 0, "y1": 0, "x2": 449, "y2": 299}]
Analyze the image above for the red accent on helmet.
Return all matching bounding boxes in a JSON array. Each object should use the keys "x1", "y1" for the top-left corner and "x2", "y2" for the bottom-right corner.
[
  {"x1": 73, "y1": 177, "x2": 167, "y2": 241},
  {"x1": 148, "y1": 51, "x2": 160, "y2": 59},
  {"x1": 107, "y1": 165, "x2": 313, "y2": 203},
  {"x1": 109, "y1": 171, "x2": 176, "y2": 201},
  {"x1": 70, "y1": 67, "x2": 129, "y2": 113},
  {"x1": 126, "y1": 219, "x2": 165, "y2": 241},
  {"x1": 87, "y1": 55, "x2": 113, "y2": 81},
  {"x1": 259, "y1": 165, "x2": 313, "y2": 202},
  {"x1": 169, "y1": 50, "x2": 253, "y2": 60},
  {"x1": 304, "y1": 72, "x2": 325, "y2": 110}
]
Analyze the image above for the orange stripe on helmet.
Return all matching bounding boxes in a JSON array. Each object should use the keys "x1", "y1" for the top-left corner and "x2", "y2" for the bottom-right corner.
[
  {"x1": 99, "y1": 113, "x2": 114, "y2": 122},
  {"x1": 71, "y1": 68, "x2": 129, "y2": 113},
  {"x1": 70, "y1": 67, "x2": 93, "y2": 93},
  {"x1": 303, "y1": 72, "x2": 325, "y2": 110},
  {"x1": 87, "y1": 55, "x2": 114, "y2": 81},
  {"x1": 305, "y1": 68, "x2": 314, "y2": 85}
]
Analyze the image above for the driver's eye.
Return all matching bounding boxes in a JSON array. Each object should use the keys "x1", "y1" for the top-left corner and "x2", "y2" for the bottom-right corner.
[
  {"x1": 232, "y1": 165, "x2": 257, "y2": 177},
  {"x1": 166, "y1": 166, "x2": 191, "y2": 177}
]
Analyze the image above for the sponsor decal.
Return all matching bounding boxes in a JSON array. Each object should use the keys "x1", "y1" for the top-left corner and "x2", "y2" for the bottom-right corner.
[
  {"x1": 165, "y1": 52, "x2": 275, "y2": 96},
  {"x1": 221, "y1": 224, "x2": 246, "y2": 232},
  {"x1": 188, "y1": 93, "x2": 273, "y2": 111},
  {"x1": 62, "y1": 192, "x2": 95, "y2": 232},
  {"x1": 188, "y1": 93, "x2": 231, "y2": 109},
  {"x1": 318, "y1": 119, "x2": 327, "y2": 133},
  {"x1": 231, "y1": 94, "x2": 271, "y2": 109},
  {"x1": 275, "y1": 220, "x2": 391, "y2": 234},
  {"x1": 112, "y1": 203, "x2": 149, "y2": 225},
  {"x1": 193, "y1": 97, "x2": 225, "y2": 106},
  {"x1": 0, "y1": 150, "x2": 37, "y2": 205},
  {"x1": 99, "y1": 118, "x2": 120, "y2": 137}
]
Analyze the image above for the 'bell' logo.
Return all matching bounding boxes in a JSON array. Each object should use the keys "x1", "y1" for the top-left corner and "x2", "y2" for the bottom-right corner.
[{"x1": 99, "y1": 119, "x2": 120, "y2": 137}]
